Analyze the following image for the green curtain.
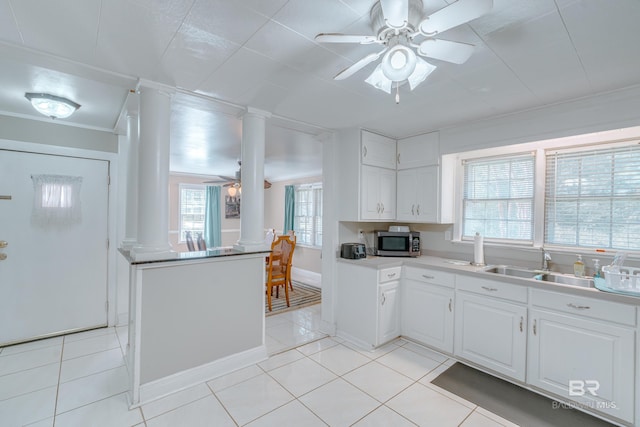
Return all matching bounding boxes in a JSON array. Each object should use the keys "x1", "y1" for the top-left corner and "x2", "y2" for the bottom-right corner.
[
  {"x1": 204, "y1": 186, "x2": 221, "y2": 248},
  {"x1": 284, "y1": 185, "x2": 295, "y2": 233}
]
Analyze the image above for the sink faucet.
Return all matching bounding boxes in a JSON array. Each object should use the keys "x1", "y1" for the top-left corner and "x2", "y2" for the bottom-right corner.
[{"x1": 542, "y1": 250, "x2": 552, "y2": 271}]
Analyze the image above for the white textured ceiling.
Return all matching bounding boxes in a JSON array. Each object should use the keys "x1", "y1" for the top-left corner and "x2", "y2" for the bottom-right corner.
[{"x1": 1, "y1": 0, "x2": 639, "y2": 181}]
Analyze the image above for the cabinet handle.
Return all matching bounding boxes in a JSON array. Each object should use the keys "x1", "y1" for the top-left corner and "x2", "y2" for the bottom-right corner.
[
  {"x1": 363, "y1": 146, "x2": 367, "y2": 158},
  {"x1": 519, "y1": 316, "x2": 523, "y2": 332},
  {"x1": 411, "y1": 204, "x2": 415, "y2": 215},
  {"x1": 397, "y1": 153, "x2": 400, "y2": 164},
  {"x1": 533, "y1": 319, "x2": 537, "y2": 335},
  {"x1": 422, "y1": 274, "x2": 435, "y2": 279},
  {"x1": 376, "y1": 202, "x2": 380, "y2": 213},
  {"x1": 381, "y1": 292, "x2": 386, "y2": 305},
  {"x1": 567, "y1": 303, "x2": 590, "y2": 310},
  {"x1": 381, "y1": 203, "x2": 384, "y2": 213},
  {"x1": 448, "y1": 299, "x2": 452, "y2": 312},
  {"x1": 416, "y1": 205, "x2": 420, "y2": 215},
  {"x1": 481, "y1": 286, "x2": 498, "y2": 292}
]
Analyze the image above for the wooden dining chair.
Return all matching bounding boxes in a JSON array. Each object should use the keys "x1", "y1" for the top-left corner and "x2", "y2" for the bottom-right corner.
[
  {"x1": 265, "y1": 235, "x2": 295, "y2": 311},
  {"x1": 196, "y1": 232, "x2": 207, "y2": 251},
  {"x1": 185, "y1": 231, "x2": 195, "y2": 251}
]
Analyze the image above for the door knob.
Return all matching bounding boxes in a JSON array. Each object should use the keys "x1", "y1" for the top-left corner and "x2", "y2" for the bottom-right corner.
[
  {"x1": 0, "y1": 240, "x2": 7, "y2": 248},
  {"x1": 0, "y1": 253, "x2": 6, "y2": 260}
]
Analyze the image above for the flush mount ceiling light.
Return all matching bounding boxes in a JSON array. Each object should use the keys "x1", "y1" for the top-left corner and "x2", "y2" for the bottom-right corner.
[
  {"x1": 315, "y1": 0, "x2": 493, "y2": 101},
  {"x1": 24, "y1": 92, "x2": 81, "y2": 119}
]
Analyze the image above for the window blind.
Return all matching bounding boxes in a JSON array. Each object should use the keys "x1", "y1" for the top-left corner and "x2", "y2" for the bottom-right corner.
[
  {"x1": 463, "y1": 154, "x2": 535, "y2": 241},
  {"x1": 545, "y1": 143, "x2": 640, "y2": 250},
  {"x1": 179, "y1": 185, "x2": 206, "y2": 241},
  {"x1": 294, "y1": 183, "x2": 322, "y2": 247}
]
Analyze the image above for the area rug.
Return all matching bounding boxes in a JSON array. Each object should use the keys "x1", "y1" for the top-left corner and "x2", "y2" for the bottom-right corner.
[
  {"x1": 431, "y1": 363, "x2": 615, "y2": 426},
  {"x1": 266, "y1": 281, "x2": 321, "y2": 315}
]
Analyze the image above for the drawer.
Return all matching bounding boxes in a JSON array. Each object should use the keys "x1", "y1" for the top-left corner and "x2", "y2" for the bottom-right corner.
[
  {"x1": 456, "y1": 275, "x2": 527, "y2": 303},
  {"x1": 379, "y1": 266, "x2": 402, "y2": 283},
  {"x1": 403, "y1": 266, "x2": 455, "y2": 288},
  {"x1": 531, "y1": 289, "x2": 636, "y2": 326}
]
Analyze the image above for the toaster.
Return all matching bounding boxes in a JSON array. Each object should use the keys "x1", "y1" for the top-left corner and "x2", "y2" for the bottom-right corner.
[{"x1": 340, "y1": 243, "x2": 366, "y2": 259}]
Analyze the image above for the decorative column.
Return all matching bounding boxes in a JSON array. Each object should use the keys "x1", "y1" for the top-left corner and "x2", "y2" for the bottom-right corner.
[
  {"x1": 234, "y1": 107, "x2": 271, "y2": 251},
  {"x1": 130, "y1": 82, "x2": 176, "y2": 261},
  {"x1": 121, "y1": 105, "x2": 139, "y2": 249}
]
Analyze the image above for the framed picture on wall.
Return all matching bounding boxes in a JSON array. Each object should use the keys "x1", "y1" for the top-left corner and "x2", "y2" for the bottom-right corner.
[{"x1": 225, "y1": 195, "x2": 240, "y2": 218}]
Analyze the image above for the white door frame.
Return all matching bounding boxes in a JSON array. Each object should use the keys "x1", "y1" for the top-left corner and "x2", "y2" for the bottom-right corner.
[{"x1": 0, "y1": 138, "x2": 119, "y2": 327}]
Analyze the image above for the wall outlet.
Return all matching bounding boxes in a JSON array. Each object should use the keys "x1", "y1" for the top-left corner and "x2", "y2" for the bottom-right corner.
[
  {"x1": 358, "y1": 229, "x2": 364, "y2": 240},
  {"x1": 444, "y1": 229, "x2": 452, "y2": 241}
]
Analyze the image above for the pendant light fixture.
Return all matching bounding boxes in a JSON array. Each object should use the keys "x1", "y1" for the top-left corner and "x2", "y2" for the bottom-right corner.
[{"x1": 25, "y1": 93, "x2": 81, "y2": 119}]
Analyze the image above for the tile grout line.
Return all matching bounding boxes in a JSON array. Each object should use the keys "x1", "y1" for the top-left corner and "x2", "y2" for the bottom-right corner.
[{"x1": 51, "y1": 335, "x2": 65, "y2": 427}]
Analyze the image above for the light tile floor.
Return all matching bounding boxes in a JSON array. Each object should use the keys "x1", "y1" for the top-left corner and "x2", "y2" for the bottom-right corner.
[{"x1": 0, "y1": 304, "x2": 519, "y2": 427}]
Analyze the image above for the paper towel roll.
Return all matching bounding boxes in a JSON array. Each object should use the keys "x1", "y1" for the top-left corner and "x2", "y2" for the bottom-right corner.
[{"x1": 474, "y1": 232, "x2": 485, "y2": 265}]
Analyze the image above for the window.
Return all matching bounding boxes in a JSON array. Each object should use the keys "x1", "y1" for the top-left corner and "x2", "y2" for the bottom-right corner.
[
  {"x1": 31, "y1": 174, "x2": 82, "y2": 225},
  {"x1": 294, "y1": 183, "x2": 322, "y2": 247},
  {"x1": 179, "y1": 184, "x2": 205, "y2": 241},
  {"x1": 462, "y1": 154, "x2": 535, "y2": 242},
  {"x1": 545, "y1": 143, "x2": 640, "y2": 250}
]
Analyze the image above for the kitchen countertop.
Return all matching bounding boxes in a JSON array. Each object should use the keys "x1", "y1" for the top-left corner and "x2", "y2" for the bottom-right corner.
[
  {"x1": 338, "y1": 255, "x2": 640, "y2": 306},
  {"x1": 119, "y1": 247, "x2": 270, "y2": 265}
]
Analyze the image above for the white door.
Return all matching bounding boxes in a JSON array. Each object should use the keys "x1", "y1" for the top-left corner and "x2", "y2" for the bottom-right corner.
[
  {"x1": 0, "y1": 149, "x2": 109, "y2": 346},
  {"x1": 378, "y1": 281, "x2": 400, "y2": 345}
]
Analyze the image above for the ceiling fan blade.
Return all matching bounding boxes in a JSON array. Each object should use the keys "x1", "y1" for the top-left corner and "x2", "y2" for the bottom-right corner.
[
  {"x1": 419, "y1": 0, "x2": 493, "y2": 35},
  {"x1": 203, "y1": 175, "x2": 236, "y2": 184},
  {"x1": 334, "y1": 48, "x2": 388, "y2": 81},
  {"x1": 315, "y1": 33, "x2": 378, "y2": 44},
  {"x1": 418, "y1": 39, "x2": 474, "y2": 64},
  {"x1": 380, "y1": 0, "x2": 409, "y2": 29}
]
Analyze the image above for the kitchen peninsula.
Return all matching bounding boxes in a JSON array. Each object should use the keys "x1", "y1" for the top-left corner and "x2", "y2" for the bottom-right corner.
[{"x1": 120, "y1": 247, "x2": 269, "y2": 407}]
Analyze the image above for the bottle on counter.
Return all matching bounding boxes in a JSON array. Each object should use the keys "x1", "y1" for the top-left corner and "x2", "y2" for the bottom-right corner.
[
  {"x1": 574, "y1": 254, "x2": 585, "y2": 277},
  {"x1": 593, "y1": 258, "x2": 601, "y2": 279}
]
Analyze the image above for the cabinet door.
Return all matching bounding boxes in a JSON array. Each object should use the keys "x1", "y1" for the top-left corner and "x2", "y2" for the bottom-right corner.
[
  {"x1": 360, "y1": 165, "x2": 382, "y2": 220},
  {"x1": 378, "y1": 167, "x2": 396, "y2": 219},
  {"x1": 378, "y1": 281, "x2": 400, "y2": 345},
  {"x1": 361, "y1": 131, "x2": 396, "y2": 169},
  {"x1": 455, "y1": 292, "x2": 527, "y2": 381},
  {"x1": 415, "y1": 166, "x2": 438, "y2": 222},
  {"x1": 528, "y1": 308, "x2": 634, "y2": 423},
  {"x1": 396, "y1": 169, "x2": 417, "y2": 221},
  {"x1": 402, "y1": 280, "x2": 454, "y2": 353},
  {"x1": 397, "y1": 132, "x2": 439, "y2": 170}
]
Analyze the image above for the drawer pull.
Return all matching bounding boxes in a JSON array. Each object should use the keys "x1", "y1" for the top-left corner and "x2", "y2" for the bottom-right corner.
[
  {"x1": 533, "y1": 319, "x2": 537, "y2": 335},
  {"x1": 519, "y1": 316, "x2": 523, "y2": 332},
  {"x1": 387, "y1": 272, "x2": 397, "y2": 278},
  {"x1": 567, "y1": 303, "x2": 590, "y2": 310},
  {"x1": 422, "y1": 274, "x2": 435, "y2": 279},
  {"x1": 448, "y1": 298, "x2": 452, "y2": 312},
  {"x1": 481, "y1": 286, "x2": 498, "y2": 292}
]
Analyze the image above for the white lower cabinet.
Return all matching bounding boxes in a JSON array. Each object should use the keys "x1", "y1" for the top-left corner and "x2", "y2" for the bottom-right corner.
[
  {"x1": 454, "y1": 277, "x2": 528, "y2": 382},
  {"x1": 336, "y1": 262, "x2": 401, "y2": 349},
  {"x1": 528, "y1": 290, "x2": 636, "y2": 423},
  {"x1": 402, "y1": 267, "x2": 455, "y2": 353}
]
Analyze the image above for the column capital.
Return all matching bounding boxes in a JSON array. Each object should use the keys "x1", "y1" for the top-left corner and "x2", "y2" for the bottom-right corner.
[
  {"x1": 136, "y1": 79, "x2": 176, "y2": 98},
  {"x1": 243, "y1": 107, "x2": 272, "y2": 119}
]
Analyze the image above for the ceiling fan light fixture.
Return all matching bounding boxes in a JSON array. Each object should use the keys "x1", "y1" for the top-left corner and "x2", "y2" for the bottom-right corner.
[
  {"x1": 24, "y1": 92, "x2": 80, "y2": 119},
  {"x1": 407, "y1": 58, "x2": 437, "y2": 90},
  {"x1": 365, "y1": 64, "x2": 393, "y2": 94},
  {"x1": 381, "y1": 45, "x2": 416, "y2": 82}
]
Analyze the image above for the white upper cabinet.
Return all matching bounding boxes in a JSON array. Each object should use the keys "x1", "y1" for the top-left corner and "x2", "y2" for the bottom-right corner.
[
  {"x1": 361, "y1": 130, "x2": 397, "y2": 169},
  {"x1": 396, "y1": 132, "x2": 439, "y2": 170},
  {"x1": 361, "y1": 165, "x2": 396, "y2": 220},
  {"x1": 396, "y1": 166, "x2": 439, "y2": 222}
]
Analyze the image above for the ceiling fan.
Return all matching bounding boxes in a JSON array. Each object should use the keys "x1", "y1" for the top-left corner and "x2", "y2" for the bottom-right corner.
[
  {"x1": 203, "y1": 161, "x2": 272, "y2": 193},
  {"x1": 315, "y1": 0, "x2": 493, "y2": 101}
]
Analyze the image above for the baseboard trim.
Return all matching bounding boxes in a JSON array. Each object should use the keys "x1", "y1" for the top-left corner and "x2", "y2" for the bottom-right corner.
[
  {"x1": 133, "y1": 345, "x2": 268, "y2": 408},
  {"x1": 291, "y1": 267, "x2": 321, "y2": 288}
]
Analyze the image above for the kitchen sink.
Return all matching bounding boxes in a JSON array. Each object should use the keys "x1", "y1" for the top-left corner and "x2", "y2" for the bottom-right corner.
[
  {"x1": 483, "y1": 265, "x2": 595, "y2": 288},
  {"x1": 534, "y1": 273, "x2": 594, "y2": 288},
  {"x1": 483, "y1": 265, "x2": 539, "y2": 278}
]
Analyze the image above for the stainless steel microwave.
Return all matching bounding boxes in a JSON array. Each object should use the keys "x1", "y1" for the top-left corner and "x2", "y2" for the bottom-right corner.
[{"x1": 374, "y1": 231, "x2": 420, "y2": 257}]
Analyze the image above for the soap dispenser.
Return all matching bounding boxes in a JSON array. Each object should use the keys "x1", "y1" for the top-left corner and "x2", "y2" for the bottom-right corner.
[{"x1": 574, "y1": 254, "x2": 585, "y2": 277}]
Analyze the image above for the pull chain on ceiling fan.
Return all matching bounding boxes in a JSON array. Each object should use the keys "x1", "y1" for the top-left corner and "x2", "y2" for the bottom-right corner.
[{"x1": 315, "y1": 0, "x2": 493, "y2": 100}]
